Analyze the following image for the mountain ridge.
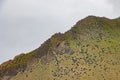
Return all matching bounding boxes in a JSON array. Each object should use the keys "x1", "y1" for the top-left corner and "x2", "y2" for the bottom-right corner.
[{"x1": 0, "y1": 15, "x2": 120, "y2": 80}]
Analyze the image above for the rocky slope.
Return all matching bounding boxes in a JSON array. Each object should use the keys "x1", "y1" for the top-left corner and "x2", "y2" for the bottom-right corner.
[{"x1": 0, "y1": 16, "x2": 120, "y2": 80}]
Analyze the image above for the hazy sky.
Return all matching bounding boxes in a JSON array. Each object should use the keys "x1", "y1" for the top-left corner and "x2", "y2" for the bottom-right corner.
[{"x1": 0, "y1": 0, "x2": 120, "y2": 64}]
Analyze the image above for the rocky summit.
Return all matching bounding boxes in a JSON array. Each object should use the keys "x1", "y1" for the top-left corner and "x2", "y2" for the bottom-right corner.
[{"x1": 0, "y1": 16, "x2": 120, "y2": 80}]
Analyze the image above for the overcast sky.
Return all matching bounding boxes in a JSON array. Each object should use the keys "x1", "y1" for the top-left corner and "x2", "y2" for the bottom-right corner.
[{"x1": 0, "y1": 0, "x2": 120, "y2": 64}]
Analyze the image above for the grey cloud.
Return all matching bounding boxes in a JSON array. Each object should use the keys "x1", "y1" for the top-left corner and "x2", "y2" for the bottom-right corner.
[
  {"x1": 107, "y1": 0, "x2": 120, "y2": 14},
  {"x1": 0, "y1": 0, "x2": 5, "y2": 11}
]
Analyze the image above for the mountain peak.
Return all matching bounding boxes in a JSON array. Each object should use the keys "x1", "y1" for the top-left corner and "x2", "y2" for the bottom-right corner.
[
  {"x1": 84, "y1": 15, "x2": 102, "y2": 19},
  {"x1": 0, "y1": 16, "x2": 120, "y2": 80},
  {"x1": 76, "y1": 15, "x2": 110, "y2": 24}
]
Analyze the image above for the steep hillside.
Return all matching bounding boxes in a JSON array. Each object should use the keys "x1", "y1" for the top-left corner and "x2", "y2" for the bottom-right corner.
[{"x1": 0, "y1": 16, "x2": 120, "y2": 80}]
